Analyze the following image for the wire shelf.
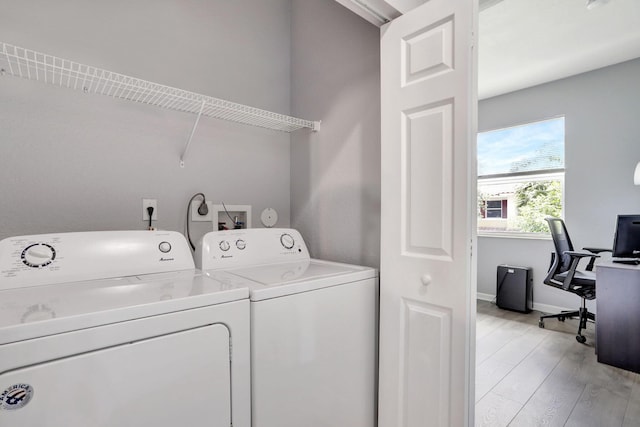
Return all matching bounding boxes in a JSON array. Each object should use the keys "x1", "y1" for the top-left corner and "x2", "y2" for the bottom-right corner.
[{"x1": 0, "y1": 42, "x2": 320, "y2": 133}]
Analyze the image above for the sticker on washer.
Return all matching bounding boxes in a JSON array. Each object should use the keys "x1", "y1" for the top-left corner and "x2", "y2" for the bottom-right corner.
[{"x1": 0, "y1": 384, "x2": 33, "y2": 410}]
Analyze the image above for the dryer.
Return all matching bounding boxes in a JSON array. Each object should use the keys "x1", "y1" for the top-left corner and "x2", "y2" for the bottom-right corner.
[
  {"x1": 195, "y1": 228, "x2": 378, "y2": 427},
  {"x1": 0, "y1": 230, "x2": 251, "y2": 427}
]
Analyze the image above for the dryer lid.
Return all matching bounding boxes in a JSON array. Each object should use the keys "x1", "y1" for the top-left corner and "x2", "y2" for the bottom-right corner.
[{"x1": 0, "y1": 270, "x2": 249, "y2": 344}]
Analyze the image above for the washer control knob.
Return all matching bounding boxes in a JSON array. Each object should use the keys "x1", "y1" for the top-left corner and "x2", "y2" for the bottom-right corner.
[
  {"x1": 236, "y1": 239, "x2": 246, "y2": 250},
  {"x1": 158, "y1": 242, "x2": 172, "y2": 253},
  {"x1": 280, "y1": 233, "x2": 295, "y2": 249},
  {"x1": 22, "y1": 243, "x2": 56, "y2": 268},
  {"x1": 219, "y1": 240, "x2": 231, "y2": 252}
]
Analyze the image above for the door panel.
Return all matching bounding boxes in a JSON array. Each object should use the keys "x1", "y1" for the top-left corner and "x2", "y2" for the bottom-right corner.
[
  {"x1": 402, "y1": 17, "x2": 454, "y2": 86},
  {"x1": 402, "y1": 299, "x2": 452, "y2": 426},
  {"x1": 402, "y1": 101, "x2": 453, "y2": 258},
  {"x1": 379, "y1": 0, "x2": 477, "y2": 426}
]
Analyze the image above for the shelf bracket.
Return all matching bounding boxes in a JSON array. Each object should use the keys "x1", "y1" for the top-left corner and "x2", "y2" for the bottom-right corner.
[{"x1": 180, "y1": 99, "x2": 206, "y2": 168}]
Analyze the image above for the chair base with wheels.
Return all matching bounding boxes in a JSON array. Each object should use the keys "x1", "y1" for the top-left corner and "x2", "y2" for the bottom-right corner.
[{"x1": 538, "y1": 298, "x2": 595, "y2": 343}]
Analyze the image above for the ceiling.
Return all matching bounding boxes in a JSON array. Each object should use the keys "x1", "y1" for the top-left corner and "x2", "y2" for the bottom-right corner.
[
  {"x1": 336, "y1": 0, "x2": 640, "y2": 100},
  {"x1": 479, "y1": 0, "x2": 640, "y2": 99}
]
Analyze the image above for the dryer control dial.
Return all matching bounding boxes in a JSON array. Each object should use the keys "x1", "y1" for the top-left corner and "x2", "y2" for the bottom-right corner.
[
  {"x1": 21, "y1": 243, "x2": 56, "y2": 268},
  {"x1": 219, "y1": 240, "x2": 231, "y2": 252},
  {"x1": 158, "y1": 242, "x2": 172, "y2": 253},
  {"x1": 280, "y1": 233, "x2": 295, "y2": 250},
  {"x1": 236, "y1": 239, "x2": 246, "y2": 250}
]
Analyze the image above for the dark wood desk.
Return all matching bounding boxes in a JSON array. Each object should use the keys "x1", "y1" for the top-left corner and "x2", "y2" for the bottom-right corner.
[{"x1": 596, "y1": 261, "x2": 640, "y2": 373}]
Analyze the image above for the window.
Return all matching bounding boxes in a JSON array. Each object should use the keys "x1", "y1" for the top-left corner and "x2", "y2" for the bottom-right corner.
[
  {"x1": 481, "y1": 199, "x2": 507, "y2": 218},
  {"x1": 477, "y1": 117, "x2": 565, "y2": 236}
]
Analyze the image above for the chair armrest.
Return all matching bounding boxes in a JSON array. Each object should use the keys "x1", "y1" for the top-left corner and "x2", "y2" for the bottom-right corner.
[
  {"x1": 561, "y1": 251, "x2": 599, "y2": 290},
  {"x1": 563, "y1": 250, "x2": 600, "y2": 259},
  {"x1": 582, "y1": 247, "x2": 612, "y2": 271},
  {"x1": 582, "y1": 247, "x2": 612, "y2": 254}
]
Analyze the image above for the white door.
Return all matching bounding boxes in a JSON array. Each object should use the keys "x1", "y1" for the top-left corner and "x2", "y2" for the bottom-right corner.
[{"x1": 379, "y1": 0, "x2": 477, "y2": 426}]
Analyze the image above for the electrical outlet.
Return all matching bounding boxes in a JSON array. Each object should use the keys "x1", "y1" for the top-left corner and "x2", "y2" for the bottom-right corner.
[
  {"x1": 191, "y1": 200, "x2": 214, "y2": 222},
  {"x1": 142, "y1": 199, "x2": 158, "y2": 220}
]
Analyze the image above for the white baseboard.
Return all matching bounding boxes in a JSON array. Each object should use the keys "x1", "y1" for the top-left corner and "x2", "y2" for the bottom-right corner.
[
  {"x1": 476, "y1": 293, "x2": 571, "y2": 315},
  {"x1": 532, "y1": 301, "x2": 574, "y2": 315},
  {"x1": 477, "y1": 292, "x2": 495, "y2": 302}
]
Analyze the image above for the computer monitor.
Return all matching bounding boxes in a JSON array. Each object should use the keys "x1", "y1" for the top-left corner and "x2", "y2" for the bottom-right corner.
[{"x1": 612, "y1": 214, "x2": 640, "y2": 258}]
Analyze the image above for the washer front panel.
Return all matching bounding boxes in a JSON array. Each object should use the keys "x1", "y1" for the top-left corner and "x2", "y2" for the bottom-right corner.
[
  {"x1": 251, "y1": 279, "x2": 378, "y2": 427},
  {"x1": 0, "y1": 301, "x2": 252, "y2": 427},
  {"x1": 0, "y1": 325, "x2": 231, "y2": 426}
]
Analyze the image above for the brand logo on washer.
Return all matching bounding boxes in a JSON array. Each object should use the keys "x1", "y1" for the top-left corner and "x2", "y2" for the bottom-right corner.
[
  {"x1": 159, "y1": 257, "x2": 174, "y2": 262},
  {"x1": 0, "y1": 384, "x2": 33, "y2": 410}
]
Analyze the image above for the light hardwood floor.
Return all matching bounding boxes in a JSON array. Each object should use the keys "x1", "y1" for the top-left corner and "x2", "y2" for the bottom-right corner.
[{"x1": 475, "y1": 299, "x2": 640, "y2": 427}]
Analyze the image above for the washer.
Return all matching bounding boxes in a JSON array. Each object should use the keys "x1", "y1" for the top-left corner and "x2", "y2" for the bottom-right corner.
[
  {"x1": 195, "y1": 228, "x2": 378, "y2": 427},
  {"x1": 0, "y1": 230, "x2": 251, "y2": 427}
]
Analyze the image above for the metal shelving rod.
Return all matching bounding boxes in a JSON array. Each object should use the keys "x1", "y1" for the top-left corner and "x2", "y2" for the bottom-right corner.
[{"x1": 0, "y1": 42, "x2": 321, "y2": 142}]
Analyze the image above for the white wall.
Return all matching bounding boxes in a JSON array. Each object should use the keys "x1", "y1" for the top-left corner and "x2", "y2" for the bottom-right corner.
[
  {"x1": 0, "y1": 0, "x2": 293, "y2": 243},
  {"x1": 290, "y1": 0, "x2": 381, "y2": 268},
  {"x1": 478, "y1": 58, "x2": 640, "y2": 311}
]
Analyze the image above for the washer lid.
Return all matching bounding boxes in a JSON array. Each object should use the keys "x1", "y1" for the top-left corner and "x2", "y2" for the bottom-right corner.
[
  {"x1": 225, "y1": 259, "x2": 377, "y2": 301},
  {"x1": 0, "y1": 270, "x2": 249, "y2": 344}
]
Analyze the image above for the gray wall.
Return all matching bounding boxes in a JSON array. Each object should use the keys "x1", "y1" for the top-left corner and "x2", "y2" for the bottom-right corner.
[
  {"x1": 478, "y1": 58, "x2": 640, "y2": 311},
  {"x1": 0, "y1": 0, "x2": 293, "y2": 243},
  {"x1": 290, "y1": 0, "x2": 381, "y2": 268}
]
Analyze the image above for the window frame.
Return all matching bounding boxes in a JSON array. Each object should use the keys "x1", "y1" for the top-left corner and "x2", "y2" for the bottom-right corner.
[{"x1": 477, "y1": 116, "x2": 566, "y2": 238}]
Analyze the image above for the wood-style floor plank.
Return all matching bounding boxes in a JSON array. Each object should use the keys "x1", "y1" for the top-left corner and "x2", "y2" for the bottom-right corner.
[
  {"x1": 475, "y1": 300, "x2": 640, "y2": 427},
  {"x1": 489, "y1": 332, "x2": 569, "y2": 405},
  {"x1": 623, "y1": 376, "x2": 640, "y2": 427},
  {"x1": 508, "y1": 344, "x2": 591, "y2": 426},
  {"x1": 476, "y1": 320, "x2": 534, "y2": 365},
  {"x1": 486, "y1": 324, "x2": 547, "y2": 367},
  {"x1": 475, "y1": 391, "x2": 523, "y2": 427},
  {"x1": 565, "y1": 384, "x2": 629, "y2": 427},
  {"x1": 476, "y1": 357, "x2": 516, "y2": 403}
]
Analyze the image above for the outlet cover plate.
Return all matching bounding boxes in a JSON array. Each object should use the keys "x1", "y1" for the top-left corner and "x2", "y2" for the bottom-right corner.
[{"x1": 142, "y1": 199, "x2": 158, "y2": 220}]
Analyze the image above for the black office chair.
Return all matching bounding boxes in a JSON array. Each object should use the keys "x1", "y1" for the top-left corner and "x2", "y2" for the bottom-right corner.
[{"x1": 538, "y1": 217, "x2": 611, "y2": 343}]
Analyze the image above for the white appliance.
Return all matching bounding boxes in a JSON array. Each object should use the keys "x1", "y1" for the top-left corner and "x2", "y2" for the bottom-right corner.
[
  {"x1": 195, "y1": 228, "x2": 378, "y2": 427},
  {"x1": 0, "y1": 230, "x2": 251, "y2": 427}
]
